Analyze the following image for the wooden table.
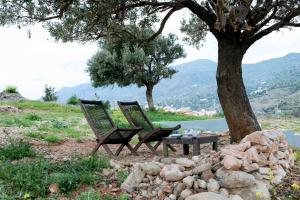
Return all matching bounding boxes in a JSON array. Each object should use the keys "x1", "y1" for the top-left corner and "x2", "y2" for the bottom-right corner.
[{"x1": 162, "y1": 135, "x2": 218, "y2": 157}]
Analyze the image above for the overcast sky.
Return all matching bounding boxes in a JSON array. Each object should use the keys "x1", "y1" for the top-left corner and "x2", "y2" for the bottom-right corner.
[{"x1": 0, "y1": 10, "x2": 300, "y2": 99}]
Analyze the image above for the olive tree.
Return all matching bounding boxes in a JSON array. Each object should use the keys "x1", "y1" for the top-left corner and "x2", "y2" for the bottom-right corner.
[{"x1": 1, "y1": 0, "x2": 300, "y2": 141}]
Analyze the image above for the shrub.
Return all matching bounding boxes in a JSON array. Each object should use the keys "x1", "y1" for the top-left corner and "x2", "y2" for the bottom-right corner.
[
  {"x1": 4, "y1": 85, "x2": 18, "y2": 93},
  {"x1": 0, "y1": 141, "x2": 36, "y2": 160},
  {"x1": 116, "y1": 170, "x2": 129, "y2": 187},
  {"x1": 67, "y1": 94, "x2": 79, "y2": 105},
  {"x1": 51, "y1": 119, "x2": 68, "y2": 129},
  {"x1": 25, "y1": 113, "x2": 42, "y2": 121}
]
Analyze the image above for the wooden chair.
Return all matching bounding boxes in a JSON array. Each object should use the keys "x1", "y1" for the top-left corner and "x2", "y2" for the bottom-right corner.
[
  {"x1": 79, "y1": 100, "x2": 141, "y2": 156},
  {"x1": 117, "y1": 101, "x2": 181, "y2": 154}
]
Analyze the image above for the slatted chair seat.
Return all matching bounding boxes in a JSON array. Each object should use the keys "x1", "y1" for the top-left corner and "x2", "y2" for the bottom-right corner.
[
  {"x1": 117, "y1": 101, "x2": 181, "y2": 154},
  {"x1": 79, "y1": 100, "x2": 141, "y2": 156}
]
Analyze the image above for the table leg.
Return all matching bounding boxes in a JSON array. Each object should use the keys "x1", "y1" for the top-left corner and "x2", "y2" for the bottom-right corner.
[
  {"x1": 163, "y1": 140, "x2": 168, "y2": 157},
  {"x1": 192, "y1": 140, "x2": 200, "y2": 156},
  {"x1": 213, "y1": 141, "x2": 218, "y2": 151},
  {"x1": 183, "y1": 144, "x2": 189, "y2": 155}
]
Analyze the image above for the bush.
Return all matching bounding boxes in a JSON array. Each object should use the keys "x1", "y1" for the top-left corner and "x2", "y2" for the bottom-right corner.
[
  {"x1": 51, "y1": 119, "x2": 68, "y2": 129},
  {"x1": 25, "y1": 113, "x2": 42, "y2": 121},
  {"x1": 4, "y1": 85, "x2": 18, "y2": 93},
  {"x1": 67, "y1": 94, "x2": 79, "y2": 105},
  {"x1": 0, "y1": 141, "x2": 36, "y2": 160}
]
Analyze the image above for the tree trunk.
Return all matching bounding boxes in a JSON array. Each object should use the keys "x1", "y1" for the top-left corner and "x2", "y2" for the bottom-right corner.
[
  {"x1": 146, "y1": 85, "x2": 155, "y2": 111},
  {"x1": 216, "y1": 39, "x2": 261, "y2": 142}
]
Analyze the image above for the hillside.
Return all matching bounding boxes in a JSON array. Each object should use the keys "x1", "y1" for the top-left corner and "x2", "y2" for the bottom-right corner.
[{"x1": 57, "y1": 53, "x2": 300, "y2": 115}]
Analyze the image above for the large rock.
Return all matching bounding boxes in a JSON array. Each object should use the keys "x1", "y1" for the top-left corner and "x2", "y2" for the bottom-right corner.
[
  {"x1": 180, "y1": 189, "x2": 192, "y2": 199},
  {"x1": 121, "y1": 165, "x2": 145, "y2": 192},
  {"x1": 245, "y1": 147, "x2": 260, "y2": 163},
  {"x1": 140, "y1": 162, "x2": 162, "y2": 175},
  {"x1": 183, "y1": 176, "x2": 194, "y2": 188},
  {"x1": 186, "y1": 192, "x2": 228, "y2": 200},
  {"x1": 222, "y1": 155, "x2": 242, "y2": 170},
  {"x1": 216, "y1": 168, "x2": 256, "y2": 189},
  {"x1": 241, "y1": 131, "x2": 272, "y2": 146},
  {"x1": 160, "y1": 164, "x2": 186, "y2": 182},
  {"x1": 192, "y1": 163, "x2": 212, "y2": 175},
  {"x1": 230, "y1": 180, "x2": 271, "y2": 200}
]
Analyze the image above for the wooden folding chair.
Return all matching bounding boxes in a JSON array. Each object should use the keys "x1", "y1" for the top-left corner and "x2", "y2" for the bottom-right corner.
[
  {"x1": 79, "y1": 100, "x2": 141, "y2": 156},
  {"x1": 117, "y1": 101, "x2": 181, "y2": 154}
]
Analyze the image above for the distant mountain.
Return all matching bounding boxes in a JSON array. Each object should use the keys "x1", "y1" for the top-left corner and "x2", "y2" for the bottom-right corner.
[{"x1": 57, "y1": 53, "x2": 300, "y2": 114}]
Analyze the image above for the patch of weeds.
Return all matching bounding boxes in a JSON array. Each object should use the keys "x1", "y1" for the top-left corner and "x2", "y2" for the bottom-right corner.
[
  {"x1": 116, "y1": 170, "x2": 129, "y2": 187},
  {"x1": 75, "y1": 188, "x2": 100, "y2": 200},
  {"x1": 25, "y1": 113, "x2": 42, "y2": 121},
  {"x1": 103, "y1": 194, "x2": 130, "y2": 200},
  {"x1": 49, "y1": 172, "x2": 97, "y2": 193},
  {"x1": 0, "y1": 141, "x2": 36, "y2": 160},
  {"x1": 0, "y1": 160, "x2": 50, "y2": 198},
  {"x1": 25, "y1": 131, "x2": 62, "y2": 143},
  {"x1": 51, "y1": 119, "x2": 68, "y2": 129}
]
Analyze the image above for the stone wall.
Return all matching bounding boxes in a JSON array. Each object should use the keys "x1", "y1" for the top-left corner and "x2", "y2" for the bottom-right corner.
[{"x1": 119, "y1": 130, "x2": 294, "y2": 200}]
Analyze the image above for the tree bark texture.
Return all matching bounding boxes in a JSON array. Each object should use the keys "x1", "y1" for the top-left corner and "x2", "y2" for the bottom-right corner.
[
  {"x1": 146, "y1": 85, "x2": 155, "y2": 111},
  {"x1": 216, "y1": 39, "x2": 261, "y2": 142}
]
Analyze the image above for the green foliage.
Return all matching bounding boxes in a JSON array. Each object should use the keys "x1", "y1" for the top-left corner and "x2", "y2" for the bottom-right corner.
[
  {"x1": 116, "y1": 170, "x2": 129, "y2": 187},
  {"x1": 0, "y1": 153, "x2": 110, "y2": 198},
  {"x1": 75, "y1": 188, "x2": 100, "y2": 200},
  {"x1": 25, "y1": 113, "x2": 42, "y2": 121},
  {"x1": 42, "y1": 85, "x2": 58, "y2": 102},
  {"x1": 4, "y1": 85, "x2": 18, "y2": 93},
  {"x1": 25, "y1": 131, "x2": 62, "y2": 143},
  {"x1": 87, "y1": 25, "x2": 185, "y2": 109},
  {"x1": 0, "y1": 141, "x2": 36, "y2": 160},
  {"x1": 51, "y1": 119, "x2": 68, "y2": 129},
  {"x1": 67, "y1": 94, "x2": 79, "y2": 105}
]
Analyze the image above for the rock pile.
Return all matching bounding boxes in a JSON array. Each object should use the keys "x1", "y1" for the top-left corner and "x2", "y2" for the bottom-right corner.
[
  {"x1": 119, "y1": 130, "x2": 294, "y2": 200},
  {"x1": 0, "y1": 91, "x2": 26, "y2": 101}
]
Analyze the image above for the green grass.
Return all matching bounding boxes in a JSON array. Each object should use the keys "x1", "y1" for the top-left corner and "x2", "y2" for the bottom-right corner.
[
  {"x1": 116, "y1": 169, "x2": 129, "y2": 187},
  {"x1": 0, "y1": 141, "x2": 36, "y2": 160},
  {"x1": 4, "y1": 85, "x2": 18, "y2": 93},
  {"x1": 0, "y1": 150, "x2": 111, "y2": 198}
]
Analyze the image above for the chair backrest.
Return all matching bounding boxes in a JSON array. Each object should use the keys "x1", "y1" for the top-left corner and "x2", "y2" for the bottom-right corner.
[
  {"x1": 118, "y1": 101, "x2": 154, "y2": 136},
  {"x1": 79, "y1": 100, "x2": 115, "y2": 138}
]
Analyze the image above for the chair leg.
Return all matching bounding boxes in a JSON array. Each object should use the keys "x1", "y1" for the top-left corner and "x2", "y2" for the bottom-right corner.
[
  {"x1": 115, "y1": 144, "x2": 126, "y2": 156},
  {"x1": 91, "y1": 142, "x2": 102, "y2": 155},
  {"x1": 102, "y1": 144, "x2": 116, "y2": 157},
  {"x1": 168, "y1": 144, "x2": 177, "y2": 152},
  {"x1": 133, "y1": 141, "x2": 144, "y2": 151},
  {"x1": 145, "y1": 142, "x2": 158, "y2": 155},
  {"x1": 153, "y1": 141, "x2": 162, "y2": 150},
  {"x1": 125, "y1": 143, "x2": 138, "y2": 156}
]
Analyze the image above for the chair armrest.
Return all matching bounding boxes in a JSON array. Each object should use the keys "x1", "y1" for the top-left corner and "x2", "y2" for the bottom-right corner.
[
  {"x1": 116, "y1": 127, "x2": 142, "y2": 132},
  {"x1": 159, "y1": 124, "x2": 181, "y2": 131}
]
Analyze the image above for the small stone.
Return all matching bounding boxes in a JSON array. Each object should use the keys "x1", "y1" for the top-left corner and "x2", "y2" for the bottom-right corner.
[
  {"x1": 121, "y1": 165, "x2": 145, "y2": 193},
  {"x1": 163, "y1": 185, "x2": 173, "y2": 193},
  {"x1": 222, "y1": 155, "x2": 242, "y2": 170},
  {"x1": 186, "y1": 192, "x2": 228, "y2": 200},
  {"x1": 180, "y1": 189, "x2": 193, "y2": 199},
  {"x1": 160, "y1": 164, "x2": 186, "y2": 182},
  {"x1": 259, "y1": 167, "x2": 271, "y2": 175},
  {"x1": 245, "y1": 147, "x2": 260, "y2": 163},
  {"x1": 192, "y1": 163, "x2": 212, "y2": 175},
  {"x1": 49, "y1": 183, "x2": 59, "y2": 193},
  {"x1": 197, "y1": 179, "x2": 207, "y2": 189},
  {"x1": 169, "y1": 194, "x2": 176, "y2": 200},
  {"x1": 201, "y1": 169, "x2": 215, "y2": 181},
  {"x1": 229, "y1": 195, "x2": 244, "y2": 200},
  {"x1": 176, "y1": 158, "x2": 195, "y2": 168},
  {"x1": 207, "y1": 179, "x2": 220, "y2": 192},
  {"x1": 219, "y1": 188, "x2": 229, "y2": 197},
  {"x1": 141, "y1": 162, "x2": 162, "y2": 175},
  {"x1": 183, "y1": 176, "x2": 194, "y2": 188},
  {"x1": 173, "y1": 182, "x2": 185, "y2": 197}
]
